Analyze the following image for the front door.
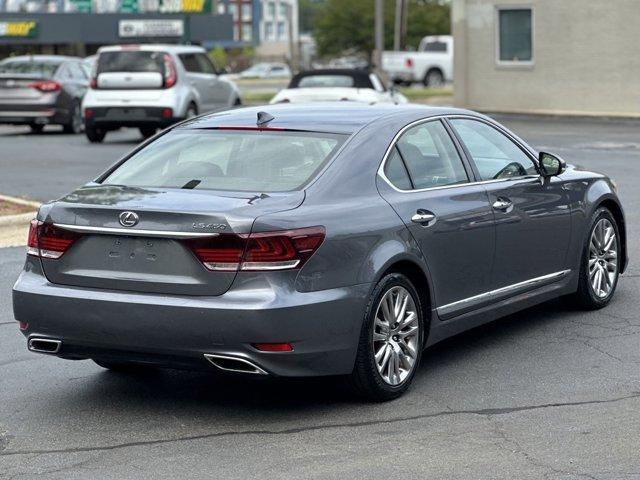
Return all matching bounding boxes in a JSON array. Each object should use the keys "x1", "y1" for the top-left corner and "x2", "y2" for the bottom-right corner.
[
  {"x1": 449, "y1": 118, "x2": 572, "y2": 294},
  {"x1": 377, "y1": 119, "x2": 495, "y2": 319}
]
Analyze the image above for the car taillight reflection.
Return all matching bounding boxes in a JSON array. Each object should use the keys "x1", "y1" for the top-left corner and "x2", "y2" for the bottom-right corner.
[
  {"x1": 27, "y1": 220, "x2": 81, "y2": 259},
  {"x1": 185, "y1": 226, "x2": 325, "y2": 272}
]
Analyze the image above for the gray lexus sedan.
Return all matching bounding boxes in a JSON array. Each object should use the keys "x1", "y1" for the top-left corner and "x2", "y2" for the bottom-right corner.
[{"x1": 13, "y1": 104, "x2": 627, "y2": 401}]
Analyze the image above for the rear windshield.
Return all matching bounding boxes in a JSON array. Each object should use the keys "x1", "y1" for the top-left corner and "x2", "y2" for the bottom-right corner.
[
  {"x1": 0, "y1": 60, "x2": 59, "y2": 77},
  {"x1": 102, "y1": 130, "x2": 347, "y2": 192},
  {"x1": 298, "y1": 75, "x2": 355, "y2": 88},
  {"x1": 97, "y1": 51, "x2": 164, "y2": 74}
]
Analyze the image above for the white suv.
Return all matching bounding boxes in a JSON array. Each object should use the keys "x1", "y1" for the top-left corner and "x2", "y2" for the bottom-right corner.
[{"x1": 82, "y1": 44, "x2": 241, "y2": 143}]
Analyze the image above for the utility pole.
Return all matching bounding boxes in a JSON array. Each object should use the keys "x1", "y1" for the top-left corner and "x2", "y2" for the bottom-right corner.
[
  {"x1": 374, "y1": 0, "x2": 384, "y2": 73},
  {"x1": 393, "y1": 0, "x2": 402, "y2": 51}
]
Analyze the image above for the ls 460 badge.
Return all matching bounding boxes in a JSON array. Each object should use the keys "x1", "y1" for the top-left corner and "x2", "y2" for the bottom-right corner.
[{"x1": 192, "y1": 222, "x2": 227, "y2": 230}]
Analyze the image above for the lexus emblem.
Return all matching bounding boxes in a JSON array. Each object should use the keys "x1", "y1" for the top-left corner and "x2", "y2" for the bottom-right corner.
[{"x1": 119, "y1": 211, "x2": 139, "y2": 227}]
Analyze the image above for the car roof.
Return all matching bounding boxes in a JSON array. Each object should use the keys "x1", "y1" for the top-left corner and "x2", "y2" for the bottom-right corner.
[
  {"x1": 289, "y1": 69, "x2": 374, "y2": 89},
  {"x1": 0, "y1": 55, "x2": 82, "y2": 63},
  {"x1": 178, "y1": 103, "x2": 479, "y2": 135},
  {"x1": 97, "y1": 44, "x2": 205, "y2": 54}
]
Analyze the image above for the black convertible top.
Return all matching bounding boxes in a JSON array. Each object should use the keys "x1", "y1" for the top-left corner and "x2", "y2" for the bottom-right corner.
[{"x1": 288, "y1": 69, "x2": 374, "y2": 89}]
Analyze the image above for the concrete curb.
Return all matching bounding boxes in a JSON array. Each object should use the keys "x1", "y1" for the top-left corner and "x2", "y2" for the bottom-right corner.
[{"x1": 0, "y1": 194, "x2": 40, "y2": 248}]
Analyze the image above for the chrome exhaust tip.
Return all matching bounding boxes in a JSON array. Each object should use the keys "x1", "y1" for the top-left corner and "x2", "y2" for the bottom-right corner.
[
  {"x1": 204, "y1": 354, "x2": 268, "y2": 375},
  {"x1": 28, "y1": 337, "x2": 62, "y2": 354}
]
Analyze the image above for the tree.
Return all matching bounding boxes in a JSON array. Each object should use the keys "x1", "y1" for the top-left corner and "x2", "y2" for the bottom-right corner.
[{"x1": 315, "y1": 0, "x2": 450, "y2": 60}]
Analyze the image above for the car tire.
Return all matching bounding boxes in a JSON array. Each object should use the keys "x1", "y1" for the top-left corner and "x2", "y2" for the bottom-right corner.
[
  {"x1": 423, "y1": 69, "x2": 444, "y2": 88},
  {"x1": 29, "y1": 124, "x2": 44, "y2": 134},
  {"x1": 85, "y1": 126, "x2": 106, "y2": 143},
  {"x1": 233, "y1": 97, "x2": 242, "y2": 106},
  {"x1": 346, "y1": 273, "x2": 425, "y2": 402},
  {"x1": 62, "y1": 101, "x2": 83, "y2": 134},
  {"x1": 139, "y1": 127, "x2": 157, "y2": 138},
  {"x1": 93, "y1": 359, "x2": 153, "y2": 372},
  {"x1": 569, "y1": 207, "x2": 621, "y2": 310},
  {"x1": 186, "y1": 103, "x2": 198, "y2": 119}
]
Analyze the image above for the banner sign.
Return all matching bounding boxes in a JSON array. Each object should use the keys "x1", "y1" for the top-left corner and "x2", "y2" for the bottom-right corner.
[
  {"x1": 68, "y1": 0, "x2": 211, "y2": 13},
  {"x1": 0, "y1": 20, "x2": 38, "y2": 38},
  {"x1": 118, "y1": 19, "x2": 184, "y2": 37}
]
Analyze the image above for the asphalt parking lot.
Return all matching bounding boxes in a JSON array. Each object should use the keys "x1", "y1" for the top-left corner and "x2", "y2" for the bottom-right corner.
[{"x1": 1, "y1": 117, "x2": 639, "y2": 479}]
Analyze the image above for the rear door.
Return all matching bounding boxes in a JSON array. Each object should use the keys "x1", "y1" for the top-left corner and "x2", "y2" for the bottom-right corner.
[
  {"x1": 195, "y1": 53, "x2": 230, "y2": 110},
  {"x1": 448, "y1": 117, "x2": 572, "y2": 293},
  {"x1": 96, "y1": 50, "x2": 164, "y2": 90},
  {"x1": 377, "y1": 119, "x2": 495, "y2": 319}
]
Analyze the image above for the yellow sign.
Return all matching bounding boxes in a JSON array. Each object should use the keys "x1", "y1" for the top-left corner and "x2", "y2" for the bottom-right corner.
[{"x1": 0, "y1": 21, "x2": 38, "y2": 38}]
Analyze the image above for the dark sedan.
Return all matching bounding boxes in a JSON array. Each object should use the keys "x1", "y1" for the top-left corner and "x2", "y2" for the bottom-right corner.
[
  {"x1": 0, "y1": 55, "x2": 88, "y2": 133},
  {"x1": 13, "y1": 104, "x2": 627, "y2": 401}
]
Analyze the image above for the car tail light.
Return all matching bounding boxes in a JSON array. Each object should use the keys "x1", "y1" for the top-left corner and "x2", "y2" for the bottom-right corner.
[
  {"x1": 163, "y1": 53, "x2": 177, "y2": 88},
  {"x1": 28, "y1": 81, "x2": 61, "y2": 93},
  {"x1": 84, "y1": 108, "x2": 94, "y2": 119},
  {"x1": 161, "y1": 108, "x2": 173, "y2": 119},
  {"x1": 18, "y1": 321, "x2": 29, "y2": 331},
  {"x1": 405, "y1": 58, "x2": 414, "y2": 68},
  {"x1": 90, "y1": 77, "x2": 97, "y2": 88},
  {"x1": 252, "y1": 343, "x2": 294, "y2": 352},
  {"x1": 185, "y1": 226, "x2": 325, "y2": 272},
  {"x1": 27, "y1": 220, "x2": 81, "y2": 259}
]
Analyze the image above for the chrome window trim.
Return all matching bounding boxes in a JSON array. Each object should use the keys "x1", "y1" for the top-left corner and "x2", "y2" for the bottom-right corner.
[
  {"x1": 377, "y1": 114, "x2": 541, "y2": 194},
  {"x1": 437, "y1": 269, "x2": 571, "y2": 317},
  {"x1": 53, "y1": 223, "x2": 219, "y2": 239}
]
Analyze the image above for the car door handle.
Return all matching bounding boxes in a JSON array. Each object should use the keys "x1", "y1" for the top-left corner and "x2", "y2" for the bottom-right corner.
[
  {"x1": 411, "y1": 210, "x2": 436, "y2": 225},
  {"x1": 492, "y1": 198, "x2": 513, "y2": 211}
]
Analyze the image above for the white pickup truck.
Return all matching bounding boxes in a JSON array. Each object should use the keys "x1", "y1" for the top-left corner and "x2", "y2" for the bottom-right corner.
[{"x1": 382, "y1": 35, "x2": 453, "y2": 87}]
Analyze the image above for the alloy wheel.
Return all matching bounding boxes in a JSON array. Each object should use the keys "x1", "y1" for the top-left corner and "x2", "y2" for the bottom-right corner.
[
  {"x1": 372, "y1": 286, "x2": 420, "y2": 386},
  {"x1": 588, "y1": 218, "x2": 618, "y2": 298}
]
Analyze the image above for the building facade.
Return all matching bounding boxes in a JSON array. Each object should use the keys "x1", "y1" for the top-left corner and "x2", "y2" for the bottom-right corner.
[
  {"x1": 256, "y1": 0, "x2": 298, "y2": 61},
  {"x1": 453, "y1": 0, "x2": 640, "y2": 117}
]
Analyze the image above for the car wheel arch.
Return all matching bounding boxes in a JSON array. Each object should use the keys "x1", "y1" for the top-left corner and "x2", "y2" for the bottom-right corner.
[{"x1": 594, "y1": 197, "x2": 627, "y2": 273}]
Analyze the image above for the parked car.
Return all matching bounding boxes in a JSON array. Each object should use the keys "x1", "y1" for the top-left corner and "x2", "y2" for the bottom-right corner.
[
  {"x1": 239, "y1": 62, "x2": 292, "y2": 79},
  {"x1": 383, "y1": 35, "x2": 453, "y2": 87},
  {"x1": 270, "y1": 69, "x2": 408, "y2": 104},
  {"x1": 14, "y1": 103, "x2": 627, "y2": 401},
  {"x1": 0, "y1": 55, "x2": 88, "y2": 133},
  {"x1": 82, "y1": 44, "x2": 241, "y2": 143}
]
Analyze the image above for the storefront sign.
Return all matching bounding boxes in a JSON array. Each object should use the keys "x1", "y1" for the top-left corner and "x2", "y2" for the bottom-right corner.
[
  {"x1": 0, "y1": 20, "x2": 38, "y2": 38},
  {"x1": 118, "y1": 19, "x2": 184, "y2": 38}
]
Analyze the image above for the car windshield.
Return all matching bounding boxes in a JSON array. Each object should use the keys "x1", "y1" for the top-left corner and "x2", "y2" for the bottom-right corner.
[
  {"x1": 298, "y1": 75, "x2": 355, "y2": 88},
  {"x1": 97, "y1": 51, "x2": 164, "y2": 73},
  {"x1": 102, "y1": 130, "x2": 347, "y2": 192},
  {"x1": 0, "y1": 60, "x2": 59, "y2": 78}
]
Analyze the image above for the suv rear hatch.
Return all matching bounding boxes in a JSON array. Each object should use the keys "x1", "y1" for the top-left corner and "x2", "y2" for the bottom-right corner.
[
  {"x1": 38, "y1": 185, "x2": 304, "y2": 296},
  {"x1": 93, "y1": 50, "x2": 172, "y2": 95}
]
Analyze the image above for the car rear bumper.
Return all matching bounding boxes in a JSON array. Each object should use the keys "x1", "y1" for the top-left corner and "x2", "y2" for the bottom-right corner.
[
  {"x1": 84, "y1": 106, "x2": 181, "y2": 129},
  {"x1": 0, "y1": 104, "x2": 61, "y2": 125},
  {"x1": 13, "y1": 262, "x2": 369, "y2": 377}
]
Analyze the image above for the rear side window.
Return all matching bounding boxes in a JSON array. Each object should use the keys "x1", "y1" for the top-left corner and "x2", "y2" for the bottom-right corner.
[
  {"x1": 298, "y1": 75, "x2": 354, "y2": 88},
  {"x1": 422, "y1": 41, "x2": 448, "y2": 53},
  {"x1": 179, "y1": 53, "x2": 200, "y2": 73},
  {"x1": 102, "y1": 130, "x2": 347, "y2": 192},
  {"x1": 0, "y1": 60, "x2": 59, "y2": 78},
  {"x1": 97, "y1": 51, "x2": 164, "y2": 74},
  {"x1": 395, "y1": 121, "x2": 468, "y2": 189},
  {"x1": 384, "y1": 147, "x2": 412, "y2": 190}
]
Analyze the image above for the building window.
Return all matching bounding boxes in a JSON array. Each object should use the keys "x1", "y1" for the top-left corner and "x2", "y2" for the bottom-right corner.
[
  {"x1": 267, "y1": 1, "x2": 275, "y2": 18},
  {"x1": 265, "y1": 22, "x2": 274, "y2": 41},
  {"x1": 278, "y1": 2, "x2": 287, "y2": 18},
  {"x1": 497, "y1": 7, "x2": 533, "y2": 64},
  {"x1": 241, "y1": 3, "x2": 252, "y2": 21},
  {"x1": 233, "y1": 24, "x2": 239, "y2": 41},
  {"x1": 277, "y1": 21, "x2": 286, "y2": 40},
  {"x1": 228, "y1": 3, "x2": 238, "y2": 21},
  {"x1": 242, "y1": 24, "x2": 253, "y2": 42}
]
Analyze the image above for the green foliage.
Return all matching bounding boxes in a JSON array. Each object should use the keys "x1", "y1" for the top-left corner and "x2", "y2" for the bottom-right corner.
[
  {"x1": 315, "y1": 0, "x2": 450, "y2": 58},
  {"x1": 208, "y1": 46, "x2": 228, "y2": 70},
  {"x1": 299, "y1": 0, "x2": 327, "y2": 33}
]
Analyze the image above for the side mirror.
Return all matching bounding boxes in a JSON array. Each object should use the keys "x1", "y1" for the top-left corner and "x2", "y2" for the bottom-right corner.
[{"x1": 539, "y1": 152, "x2": 566, "y2": 177}]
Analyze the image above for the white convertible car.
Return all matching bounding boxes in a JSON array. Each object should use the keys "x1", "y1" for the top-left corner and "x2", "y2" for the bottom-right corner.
[{"x1": 270, "y1": 69, "x2": 408, "y2": 105}]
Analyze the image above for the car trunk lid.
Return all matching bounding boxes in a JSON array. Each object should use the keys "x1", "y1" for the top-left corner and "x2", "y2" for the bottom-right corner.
[
  {"x1": 39, "y1": 185, "x2": 304, "y2": 296},
  {"x1": 0, "y1": 74, "x2": 48, "y2": 100}
]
